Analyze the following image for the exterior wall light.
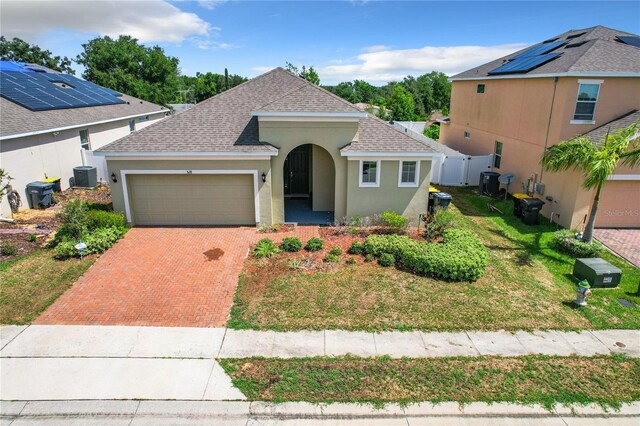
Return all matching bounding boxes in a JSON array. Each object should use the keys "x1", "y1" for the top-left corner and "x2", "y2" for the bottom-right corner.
[
  {"x1": 111, "y1": 172, "x2": 118, "y2": 183},
  {"x1": 261, "y1": 172, "x2": 266, "y2": 183}
]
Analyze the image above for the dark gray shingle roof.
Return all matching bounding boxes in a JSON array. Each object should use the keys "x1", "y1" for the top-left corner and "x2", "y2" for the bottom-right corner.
[
  {"x1": 452, "y1": 26, "x2": 640, "y2": 80},
  {"x1": 99, "y1": 67, "x2": 436, "y2": 154},
  {"x1": 580, "y1": 110, "x2": 640, "y2": 145},
  {"x1": 1, "y1": 94, "x2": 166, "y2": 137}
]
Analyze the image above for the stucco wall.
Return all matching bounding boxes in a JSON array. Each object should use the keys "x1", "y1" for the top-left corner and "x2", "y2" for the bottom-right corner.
[
  {"x1": 440, "y1": 76, "x2": 640, "y2": 229},
  {"x1": 105, "y1": 159, "x2": 273, "y2": 226},
  {"x1": 259, "y1": 120, "x2": 357, "y2": 223},
  {"x1": 346, "y1": 159, "x2": 432, "y2": 224},
  {"x1": 0, "y1": 113, "x2": 164, "y2": 216},
  {"x1": 311, "y1": 145, "x2": 335, "y2": 211}
]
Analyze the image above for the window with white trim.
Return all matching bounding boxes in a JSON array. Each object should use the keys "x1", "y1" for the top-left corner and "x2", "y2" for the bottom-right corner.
[
  {"x1": 398, "y1": 160, "x2": 419, "y2": 187},
  {"x1": 359, "y1": 160, "x2": 380, "y2": 187},
  {"x1": 79, "y1": 129, "x2": 91, "y2": 150},
  {"x1": 573, "y1": 82, "x2": 600, "y2": 122}
]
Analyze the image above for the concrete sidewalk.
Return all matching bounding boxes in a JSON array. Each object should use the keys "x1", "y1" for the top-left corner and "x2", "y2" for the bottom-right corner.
[
  {"x1": 2, "y1": 325, "x2": 639, "y2": 359},
  {"x1": 1, "y1": 400, "x2": 638, "y2": 425}
]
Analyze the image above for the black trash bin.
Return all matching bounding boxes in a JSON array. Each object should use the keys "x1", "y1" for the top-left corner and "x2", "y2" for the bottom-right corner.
[
  {"x1": 512, "y1": 193, "x2": 529, "y2": 218},
  {"x1": 26, "y1": 181, "x2": 54, "y2": 209},
  {"x1": 433, "y1": 192, "x2": 452, "y2": 211},
  {"x1": 521, "y1": 198, "x2": 545, "y2": 225}
]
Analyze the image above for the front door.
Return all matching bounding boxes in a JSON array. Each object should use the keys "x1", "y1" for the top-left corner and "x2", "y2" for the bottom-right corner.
[{"x1": 284, "y1": 144, "x2": 311, "y2": 195}]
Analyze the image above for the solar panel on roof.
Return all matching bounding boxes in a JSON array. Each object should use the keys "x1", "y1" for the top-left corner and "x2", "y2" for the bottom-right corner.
[
  {"x1": 511, "y1": 40, "x2": 567, "y2": 60},
  {"x1": 488, "y1": 53, "x2": 562, "y2": 75},
  {"x1": 0, "y1": 70, "x2": 125, "y2": 111},
  {"x1": 616, "y1": 36, "x2": 640, "y2": 48}
]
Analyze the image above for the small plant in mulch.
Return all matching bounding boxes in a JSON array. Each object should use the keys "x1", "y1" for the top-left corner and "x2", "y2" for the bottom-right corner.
[
  {"x1": 323, "y1": 253, "x2": 340, "y2": 263},
  {"x1": 364, "y1": 253, "x2": 375, "y2": 263},
  {"x1": 328, "y1": 247, "x2": 342, "y2": 256},
  {"x1": 253, "y1": 238, "x2": 281, "y2": 258},
  {"x1": 345, "y1": 257, "x2": 357, "y2": 265},
  {"x1": 378, "y1": 252, "x2": 395, "y2": 267},
  {"x1": 1, "y1": 244, "x2": 17, "y2": 256},
  {"x1": 28, "y1": 234, "x2": 37, "y2": 242},
  {"x1": 280, "y1": 237, "x2": 302, "y2": 252},
  {"x1": 305, "y1": 237, "x2": 324, "y2": 252},
  {"x1": 348, "y1": 241, "x2": 365, "y2": 255}
]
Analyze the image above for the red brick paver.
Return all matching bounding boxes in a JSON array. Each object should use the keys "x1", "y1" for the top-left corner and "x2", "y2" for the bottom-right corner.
[
  {"x1": 593, "y1": 228, "x2": 640, "y2": 268},
  {"x1": 36, "y1": 226, "x2": 320, "y2": 327}
]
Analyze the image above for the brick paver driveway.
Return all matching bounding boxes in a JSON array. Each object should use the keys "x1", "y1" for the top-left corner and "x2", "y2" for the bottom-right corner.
[
  {"x1": 593, "y1": 228, "x2": 640, "y2": 268},
  {"x1": 36, "y1": 226, "x2": 319, "y2": 327}
]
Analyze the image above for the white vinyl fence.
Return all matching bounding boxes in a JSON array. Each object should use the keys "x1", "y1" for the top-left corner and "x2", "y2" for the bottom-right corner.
[
  {"x1": 82, "y1": 150, "x2": 109, "y2": 185},
  {"x1": 392, "y1": 122, "x2": 493, "y2": 186}
]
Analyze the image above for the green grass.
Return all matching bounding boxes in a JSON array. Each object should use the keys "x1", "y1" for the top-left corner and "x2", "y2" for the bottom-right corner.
[
  {"x1": 220, "y1": 355, "x2": 640, "y2": 410},
  {"x1": 0, "y1": 250, "x2": 94, "y2": 324},
  {"x1": 229, "y1": 187, "x2": 639, "y2": 331}
]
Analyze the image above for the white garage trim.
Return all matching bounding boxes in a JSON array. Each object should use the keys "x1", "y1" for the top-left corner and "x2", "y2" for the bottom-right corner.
[{"x1": 120, "y1": 170, "x2": 260, "y2": 224}]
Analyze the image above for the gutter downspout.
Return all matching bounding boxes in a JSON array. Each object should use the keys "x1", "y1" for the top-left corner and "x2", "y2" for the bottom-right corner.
[{"x1": 540, "y1": 76, "x2": 559, "y2": 182}]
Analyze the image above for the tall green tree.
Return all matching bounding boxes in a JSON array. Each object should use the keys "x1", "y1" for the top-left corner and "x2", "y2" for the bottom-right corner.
[
  {"x1": 0, "y1": 36, "x2": 75, "y2": 74},
  {"x1": 401, "y1": 76, "x2": 426, "y2": 118},
  {"x1": 76, "y1": 35, "x2": 179, "y2": 106},
  {"x1": 177, "y1": 71, "x2": 247, "y2": 103},
  {"x1": 541, "y1": 123, "x2": 640, "y2": 244},
  {"x1": 285, "y1": 62, "x2": 320, "y2": 85},
  {"x1": 417, "y1": 71, "x2": 451, "y2": 116},
  {"x1": 386, "y1": 84, "x2": 415, "y2": 121}
]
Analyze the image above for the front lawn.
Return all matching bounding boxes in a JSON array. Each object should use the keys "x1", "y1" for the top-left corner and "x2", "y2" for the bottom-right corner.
[
  {"x1": 221, "y1": 355, "x2": 640, "y2": 409},
  {"x1": 229, "y1": 187, "x2": 639, "y2": 331},
  {"x1": 0, "y1": 250, "x2": 94, "y2": 324}
]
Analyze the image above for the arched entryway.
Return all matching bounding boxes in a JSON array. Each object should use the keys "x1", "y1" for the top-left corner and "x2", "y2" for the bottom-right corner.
[{"x1": 283, "y1": 144, "x2": 335, "y2": 224}]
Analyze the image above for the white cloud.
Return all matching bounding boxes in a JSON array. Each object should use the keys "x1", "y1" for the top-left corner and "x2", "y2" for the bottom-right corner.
[
  {"x1": 319, "y1": 43, "x2": 528, "y2": 84},
  {"x1": 193, "y1": 39, "x2": 239, "y2": 50},
  {"x1": 363, "y1": 45, "x2": 391, "y2": 53},
  {"x1": 0, "y1": 0, "x2": 211, "y2": 43},
  {"x1": 197, "y1": 0, "x2": 228, "y2": 10}
]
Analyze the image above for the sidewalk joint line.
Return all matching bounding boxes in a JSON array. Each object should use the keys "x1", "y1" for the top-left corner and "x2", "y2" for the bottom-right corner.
[
  {"x1": 1, "y1": 325, "x2": 30, "y2": 352},
  {"x1": 372, "y1": 332, "x2": 378, "y2": 355},
  {"x1": 216, "y1": 327, "x2": 229, "y2": 359},
  {"x1": 465, "y1": 331, "x2": 482, "y2": 356},
  {"x1": 127, "y1": 400, "x2": 141, "y2": 426}
]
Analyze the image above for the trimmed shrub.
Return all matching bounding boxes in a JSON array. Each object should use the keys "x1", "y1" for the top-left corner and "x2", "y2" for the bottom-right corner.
[
  {"x1": 54, "y1": 241, "x2": 77, "y2": 259},
  {"x1": 1, "y1": 244, "x2": 17, "y2": 256},
  {"x1": 364, "y1": 228, "x2": 488, "y2": 281},
  {"x1": 364, "y1": 253, "x2": 375, "y2": 263},
  {"x1": 329, "y1": 246, "x2": 343, "y2": 256},
  {"x1": 424, "y1": 207, "x2": 458, "y2": 241},
  {"x1": 324, "y1": 253, "x2": 340, "y2": 263},
  {"x1": 380, "y1": 211, "x2": 408, "y2": 234},
  {"x1": 348, "y1": 241, "x2": 365, "y2": 255},
  {"x1": 57, "y1": 199, "x2": 88, "y2": 239},
  {"x1": 305, "y1": 237, "x2": 324, "y2": 252},
  {"x1": 85, "y1": 210, "x2": 126, "y2": 231},
  {"x1": 551, "y1": 230, "x2": 603, "y2": 258},
  {"x1": 254, "y1": 238, "x2": 281, "y2": 258},
  {"x1": 378, "y1": 252, "x2": 395, "y2": 267},
  {"x1": 84, "y1": 226, "x2": 127, "y2": 254},
  {"x1": 280, "y1": 237, "x2": 302, "y2": 252},
  {"x1": 86, "y1": 202, "x2": 113, "y2": 212}
]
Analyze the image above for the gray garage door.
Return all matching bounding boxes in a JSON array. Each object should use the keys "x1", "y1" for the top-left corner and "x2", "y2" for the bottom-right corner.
[{"x1": 129, "y1": 174, "x2": 255, "y2": 226}]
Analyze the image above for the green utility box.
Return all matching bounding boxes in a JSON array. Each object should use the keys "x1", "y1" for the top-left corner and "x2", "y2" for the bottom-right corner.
[{"x1": 572, "y1": 258, "x2": 622, "y2": 289}]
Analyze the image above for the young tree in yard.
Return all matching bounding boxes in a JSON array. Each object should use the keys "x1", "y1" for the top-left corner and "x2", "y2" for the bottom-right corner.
[
  {"x1": 424, "y1": 123, "x2": 440, "y2": 140},
  {"x1": 0, "y1": 36, "x2": 75, "y2": 74},
  {"x1": 386, "y1": 84, "x2": 415, "y2": 121},
  {"x1": 541, "y1": 122, "x2": 640, "y2": 244},
  {"x1": 0, "y1": 169, "x2": 13, "y2": 200},
  {"x1": 76, "y1": 35, "x2": 179, "y2": 106}
]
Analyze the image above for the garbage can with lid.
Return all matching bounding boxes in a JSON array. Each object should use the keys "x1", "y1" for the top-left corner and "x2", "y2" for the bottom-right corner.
[
  {"x1": 521, "y1": 198, "x2": 545, "y2": 225},
  {"x1": 428, "y1": 186, "x2": 440, "y2": 213},
  {"x1": 26, "y1": 181, "x2": 55, "y2": 209},
  {"x1": 433, "y1": 192, "x2": 452, "y2": 211},
  {"x1": 41, "y1": 177, "x2": 61, "y2": 192},
  {"x1": 512, "y1": 193, "x2": 529, "y2": 217}
]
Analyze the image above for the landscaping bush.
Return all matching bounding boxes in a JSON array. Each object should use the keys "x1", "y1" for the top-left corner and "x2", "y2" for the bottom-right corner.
[
  {"x1": 85, "y1": 210, "x2": 126, "y2": 231},
  {"x1": 86, "y1": 202, "x2": 112, "y2": 212},
  {"x1": 279, "y1": 237, "x2": 302, "y2": 252},
  {"x1": 254, "y1": 238, "x2": 281, "y2": 258},
  {"x1": 84, "y1": 226, "x2": 127, "y2": 254},
  {"x1": 329, "y1": 247, "x2": 343, "y2": 256},
  {"x1": 364, "y1": 253, "x2": 374, "y2": 262},
  {"x1": 54, "y1": 241, "x2": 77, "y2": 259},
  {"x1": 424, "y1": 207, "x2": 458, "y2": 241},
  {"x1": 551, "y1": 230, "x2": 603, "y2": 258},
  {"x1": 28, "y1": 234, "x2": 37, "y2": 242},
  {"x1": 57, "y1": 199, "x2": 88, "y2": 239},
  {"x1": 348, "y1": 241, "x2": 365, "y2": 255},
  {"x1": 324, "y1": 253, "x2": 340, "y2": 263},
  {"x1": 305, "y1": 237, "x2": 324, "y2": 252},
  {"x1": 380, "y1": 211, "x2": 408, "y2": 234},
  {"x1": 1, "y1": 244, "x2": 17, "y2": 256},
  {"x1": 364, "y1": 228, "x2": 488, "y2": 281},
  {"x1": 378, "y1": 252, "x2": 395, "y2": 267}
]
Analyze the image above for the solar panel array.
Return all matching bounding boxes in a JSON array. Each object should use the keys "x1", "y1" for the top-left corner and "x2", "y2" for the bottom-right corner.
[
  {"x1": 511, "y1": 40, "x2": 567, "y2": 60},
  {"x1": 0, "y1": 70, "x2": 125, "y2": 111},
  {"x1": 617, "y1": 36, "x2": 640, "y2": 48},
  {"x1": 488, "y1": 53, "x2": 562, "y2": 75}
]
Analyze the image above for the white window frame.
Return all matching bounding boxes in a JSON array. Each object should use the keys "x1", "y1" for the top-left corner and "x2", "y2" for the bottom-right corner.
[
  {"x1": 79, "y1": 129, "x2": 91, "y2": 150},
  {"x1": 359, "y1": 160, "x2": 381, "y2": 188},
  {"x1": 397, "y1": 160, "x2": 420, "y2": 187},
  {"x1": 570, "y1": 79, "x2": 603, "y2": 125}
]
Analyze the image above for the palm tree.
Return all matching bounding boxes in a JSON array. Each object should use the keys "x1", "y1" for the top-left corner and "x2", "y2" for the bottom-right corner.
[{"x1": 541, "y1": 122, "x2": 640, "y2": 244}]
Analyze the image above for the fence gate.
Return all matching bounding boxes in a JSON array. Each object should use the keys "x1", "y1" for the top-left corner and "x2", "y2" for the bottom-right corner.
[
  {"x1": 464, "y1": 155, "x2": 493, "y2": 186},
  {"x1": 440, "y1": 156, "x2": 466, "y2": 186}
]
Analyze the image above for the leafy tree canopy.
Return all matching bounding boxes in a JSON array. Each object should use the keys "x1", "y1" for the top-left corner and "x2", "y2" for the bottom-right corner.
[
  {"x1": 0, "y1": 36, "x2": 75, "y2": 74},
  {"x1": 285, "y1": 62, "x2": 320, "y2": 85},
  {"x1": 424, "y1": 123, "x2": 440, "y2": 140},
  {"x1": 177, "y1": 71, "x2": 247, "y2": 103},
  {"x1": 76, "y1": 35, "x2": 180, "y2": 106},
  {"x1": 386, "y1": 83, "x2": 415, "y2": 121}
]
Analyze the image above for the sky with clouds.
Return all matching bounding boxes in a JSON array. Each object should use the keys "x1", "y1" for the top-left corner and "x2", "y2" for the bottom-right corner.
[{"x1": 1, "y1": 0, "x2": 639, "y2": 85}]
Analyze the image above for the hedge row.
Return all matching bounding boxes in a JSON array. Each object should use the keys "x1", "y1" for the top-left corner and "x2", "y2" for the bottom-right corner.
[{"x1": 363, "y1": 228, "x2": 488, "y2": 281}]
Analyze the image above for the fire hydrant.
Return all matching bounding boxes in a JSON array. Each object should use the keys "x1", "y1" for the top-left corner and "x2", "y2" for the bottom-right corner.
[{"x1": 573, "y1": 280, "x2": 592, "y2": 307}]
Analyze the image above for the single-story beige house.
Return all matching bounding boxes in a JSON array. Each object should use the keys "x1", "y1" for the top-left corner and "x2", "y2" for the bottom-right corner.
[{"x1": 97, "y1": 68, "x2": 438, "y2": 226}]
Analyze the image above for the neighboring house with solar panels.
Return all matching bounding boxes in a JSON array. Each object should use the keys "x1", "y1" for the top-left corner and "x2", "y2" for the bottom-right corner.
[
  {"x1": 0, "y1": 61, "x2": 167, "y2": 216},
  {"x1": 440, "y1": 26, "x2": 640, "y2": 229}
]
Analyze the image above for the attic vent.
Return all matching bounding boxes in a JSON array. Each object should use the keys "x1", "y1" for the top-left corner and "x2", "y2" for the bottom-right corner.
[
  {"x1": 565, "y1": 41, "x2": 588, "y2": 48},
  {"x1": 543, "y1": 37, "x2": 559, "y2": 43},
  {"x1": 51, "y1": 81, "x2": 74, "y2": 89},
  {"x1": 566, "y1": 32, "x2": 586, "y2": 40}
]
